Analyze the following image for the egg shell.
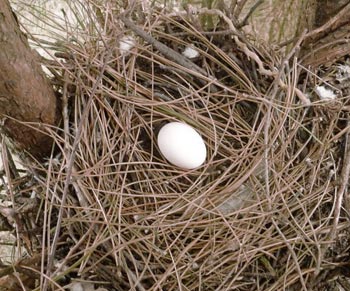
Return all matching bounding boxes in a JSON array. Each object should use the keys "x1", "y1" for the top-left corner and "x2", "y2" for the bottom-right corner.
[{"x1": 157, "y1": 122, "x2": 206, "y2": 169}]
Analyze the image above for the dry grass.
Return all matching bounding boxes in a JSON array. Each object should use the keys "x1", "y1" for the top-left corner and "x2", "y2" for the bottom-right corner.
[{"x1": 1, "y1": 1, "x2": 350, "y2": 290}]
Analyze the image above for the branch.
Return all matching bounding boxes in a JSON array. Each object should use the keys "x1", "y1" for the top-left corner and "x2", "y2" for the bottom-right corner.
[
  {"x1": 304, "y1": 2, "x2": 350, "y2": 42},
  {"x1": 237, "y1": 0, "x2": 264, "y2": 28},
  {"x1": 335, "y1": 113, "x2": 350, "y2": 238}
]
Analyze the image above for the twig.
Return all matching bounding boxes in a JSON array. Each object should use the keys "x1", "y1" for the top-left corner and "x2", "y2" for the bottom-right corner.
[
  {"x1": 229, "y1": 0, "x2": 238, "y2": 18},
  {"x1": 276, "y1": 30, "x2": 311, "y2": 106},
  {"x1": 278, "y1": 36, "x2": 299, "y2": 48},
  {"x1": 237, "y1": 0, "x2": 264, "y2": 28},
  {"x1": 333, "y1": 113, "x2": 350, "y2": 239},
  {"x1": 282, "y1": 29, "x2": 307, "y2": 64},
  {"x1": 1, "y1": 137, "x2": 19, "y2": 180},
  {"x1": 233, "y1": 0, "x2": 250, "y2": 20},
  {"x1": 62, "y1": 71, "x2": 70, "y2": 154},
  {"x1": 275, "y1": 63, "x2": 310, "y2": 107},
  {"x1": 170, "y1": 29, "x2": 234, "y2": 37}
]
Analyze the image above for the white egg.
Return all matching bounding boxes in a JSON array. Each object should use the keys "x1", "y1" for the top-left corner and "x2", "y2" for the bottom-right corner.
[{"x1": 157, "y1": 122, "x2": 207, "y2": 169}]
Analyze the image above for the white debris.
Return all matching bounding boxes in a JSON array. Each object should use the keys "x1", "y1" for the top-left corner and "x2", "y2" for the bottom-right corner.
[
  {"x1": 119, "y1": 36, "x2": 135, "y2": 56},
  {"x1": 336, "y1": 64, "x2": 350, "y2": 82},
  {"x1": 68, "y1": 281, "x2": 97, "y2": 291},
  {"x1": 182, "y1": 46, "x2": 199, "y2": 59},
  {"x1": 305, "y1": 157, "x2": 313, "y2": 166},
  {"x1": 191, "y1": 262, "x2": 199, "y2": 270},
  {"x1": 30, "y1": 190, "x2": 37, "y2": 199},
  {"x1": 315, "y1": 85, "x2": 336, "y2": 100},
  {"x1": 69, "y1": 282, "x2": 84, "y2": 291}
]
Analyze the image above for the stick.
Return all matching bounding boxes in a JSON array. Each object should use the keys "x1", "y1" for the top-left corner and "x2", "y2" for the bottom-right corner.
[
  {"x1": 237, "y1": 0, "x2": 264, "y2": 28},
  {"x1": 333, "y1": 113, "x2": 350, "y2": 239}
]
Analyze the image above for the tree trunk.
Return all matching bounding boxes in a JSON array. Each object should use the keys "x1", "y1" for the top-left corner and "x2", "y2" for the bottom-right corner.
[
  {"x1": 0, "y1": 0, "x2": 60, "y2": 159},
  {"x1": 300, "y1": 1, "x2": 350, "y2": 67}
]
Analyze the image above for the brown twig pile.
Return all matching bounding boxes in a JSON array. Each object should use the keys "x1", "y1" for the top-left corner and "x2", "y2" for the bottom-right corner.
[{"x1": 1, "y1": 1, "x2": 350, "y2": 290}]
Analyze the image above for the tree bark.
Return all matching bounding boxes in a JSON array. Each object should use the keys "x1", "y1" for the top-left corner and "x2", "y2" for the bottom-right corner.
[
  {"x1": 300, "y1": 0, "x2": 350, "y2": 67},
  {"x1": 0, "y1": 0, "x2": 60, "y2": 159}
]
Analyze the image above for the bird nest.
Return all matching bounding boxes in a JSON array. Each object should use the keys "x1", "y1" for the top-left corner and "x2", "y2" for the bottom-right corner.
[{"x1": 1, "y1": 3, "x2": 350, "y2": 291}]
